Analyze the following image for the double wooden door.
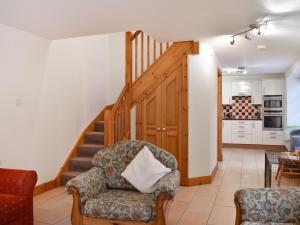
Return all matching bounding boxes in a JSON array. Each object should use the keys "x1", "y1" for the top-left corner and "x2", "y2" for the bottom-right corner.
[{"x1": 137, "y1": 64, "x2": 183, "y2": 171}]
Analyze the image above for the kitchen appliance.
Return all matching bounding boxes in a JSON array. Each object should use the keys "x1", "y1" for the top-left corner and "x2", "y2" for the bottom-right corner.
[
  {"x1": 290, "y1": 129, "x2": 300, "y2": 150},
  {"x1": 263, "y1": 95, "x2": 283, "y2": 111},
  {"x1": 263, "y1": 112, "x2": 283, "y2": 131}
]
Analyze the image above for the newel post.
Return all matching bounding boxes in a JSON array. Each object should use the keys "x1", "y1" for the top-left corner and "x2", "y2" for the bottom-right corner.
[
  {"x1": 104, "y1": 109, "x2": 114, "y2": 147},
  {"x1": 125, "y1": 32, "x2": 132, "y2": 86}
]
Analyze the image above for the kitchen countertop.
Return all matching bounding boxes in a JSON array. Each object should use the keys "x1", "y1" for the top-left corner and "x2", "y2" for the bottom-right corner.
[{"x1": 223, "y1": 118, "x2": 262, "y2": 120}]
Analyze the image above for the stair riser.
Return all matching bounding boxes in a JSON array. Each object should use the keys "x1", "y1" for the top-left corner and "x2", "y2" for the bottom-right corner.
[
  {"x1": 95, "y1": 122, "x2": 104, "y2": 132},
  {"x1": 61, "y1": 174, "x2": 77, "y2": 186},
  {"x1": 77, "y1": 146, "x2": 102, "y2": 157},
  {"x1": 69, "y1": 160, "x2": 93, "y2": 172},
  {"x1": 85, "y1": 133, "x2": 104, "y2": 144}
]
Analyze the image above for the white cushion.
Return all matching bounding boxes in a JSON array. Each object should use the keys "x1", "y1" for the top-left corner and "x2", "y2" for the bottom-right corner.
[{"x1": 121, "y1": 145, "x2": 171, "y2": 193}]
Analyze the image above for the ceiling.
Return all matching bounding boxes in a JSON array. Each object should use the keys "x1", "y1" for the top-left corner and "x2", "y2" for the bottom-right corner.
[{"x1": 0, "y1": 0, "x2": 300, "y2": 75}]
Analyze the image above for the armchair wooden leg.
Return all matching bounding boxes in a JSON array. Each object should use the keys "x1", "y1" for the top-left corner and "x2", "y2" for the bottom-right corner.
[
  {"x1": 68, "y1": 187, "x2": 83, "y2": 225},
  {"x1": 155, "y1": 193, "x2": 172, "y2": 225}
]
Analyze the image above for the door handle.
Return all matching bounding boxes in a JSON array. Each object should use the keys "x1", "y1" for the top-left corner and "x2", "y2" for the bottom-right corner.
[
  {"x1": 162, "y1": 128, "x2": 166, "y2": 131},
  {"x1": 156, "y1": 128, "x2": 161, "y2": 131}
]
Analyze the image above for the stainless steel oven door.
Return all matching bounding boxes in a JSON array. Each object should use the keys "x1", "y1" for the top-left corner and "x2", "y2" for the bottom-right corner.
[
  {"x1": 263, "y1": 113, "x2": 283, "y2": 131},
  {"x1": 263, "y1": 96, "x2": 283, "y2": 111}
]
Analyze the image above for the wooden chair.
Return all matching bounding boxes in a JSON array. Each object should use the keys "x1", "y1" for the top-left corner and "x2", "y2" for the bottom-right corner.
[
  {"x1": 66, "y1": 140, "x2": 180, "y2": 225},
  {"x1": 276, "y1": 153, "x2": 300, "y2": 186}
]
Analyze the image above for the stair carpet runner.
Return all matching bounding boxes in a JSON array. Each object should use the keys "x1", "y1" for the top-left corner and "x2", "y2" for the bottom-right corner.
[{"x1": 61, "y1": 121, "x2": 105, "y2": 185}]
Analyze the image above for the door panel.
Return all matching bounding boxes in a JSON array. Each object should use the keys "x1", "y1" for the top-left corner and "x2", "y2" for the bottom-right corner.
[
  {"x1": 141, "y1": 86, "x2": 162, "y2": 147},
  {"x1": 161, "y1": 66, "x2": 181, "y2": 167}
]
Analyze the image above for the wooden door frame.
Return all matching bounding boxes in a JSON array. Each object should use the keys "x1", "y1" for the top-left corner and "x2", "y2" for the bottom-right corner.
[{"x1": 217, "y1": 68, "x2": 223, "y2": 161}]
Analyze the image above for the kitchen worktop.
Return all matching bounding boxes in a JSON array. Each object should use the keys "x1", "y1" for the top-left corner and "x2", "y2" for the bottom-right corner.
[{"x1": 223, "y1": 118, "x2": 262, "y2": 120}]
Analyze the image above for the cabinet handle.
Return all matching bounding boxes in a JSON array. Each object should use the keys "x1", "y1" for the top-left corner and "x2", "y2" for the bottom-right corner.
[
  {"x1": 238, "y1": 135, "x2": 245, "y2": 138},
  {"x1": 239, "y1": 126, "x2": 245, "y2": 128},
  {"x1": 253, "y1": 97, "x2": 255, "y2": 104},
  {"x1": 156, "y1": 128, "x2": 161, "y2": 131}
]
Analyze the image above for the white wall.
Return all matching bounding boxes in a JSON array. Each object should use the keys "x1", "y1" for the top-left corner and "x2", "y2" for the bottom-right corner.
[
  {"x1": 0, "y1": 24, "x2": 125, "y2": 184},
  {"x1": 188, "y1": 43, "x2": 218, "y2": 178},
  {"x1": 286, "y1": 77, "x2": 300, "y2": 127}
]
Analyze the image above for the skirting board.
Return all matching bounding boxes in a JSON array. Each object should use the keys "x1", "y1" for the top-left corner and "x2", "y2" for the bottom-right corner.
[
  {"x1": 181, "y1": 164, "x2": 218, "y2": 186},
  {"x1": 34, "y1": 179, "x2": 58, "y2": 196},
  {"x1": 223, "y1": 143, "x2": 287, "y2": 151}
]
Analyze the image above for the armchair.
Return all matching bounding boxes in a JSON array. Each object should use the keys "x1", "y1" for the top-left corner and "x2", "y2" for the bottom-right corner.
[
  {"x1": 234, "y1": 188, "x2": 300, "y2": 225},
  {"x1": 66, "y1": 140, "x2": 180, "y2": 225},
  {"x1": 0, "y1": 168, "x2": 37, "y2": 225}
]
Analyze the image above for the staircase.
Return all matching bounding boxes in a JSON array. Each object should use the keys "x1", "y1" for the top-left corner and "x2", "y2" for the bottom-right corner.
[{"x1": 60, "y1": 121, "x2": 106, "y2": 185}]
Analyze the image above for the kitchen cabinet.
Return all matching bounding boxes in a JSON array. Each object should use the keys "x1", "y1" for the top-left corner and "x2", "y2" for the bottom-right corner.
[
  {"x1": 231, "y1": 81, "x2": 252, "y2": 96},
  {"x1": 222, "y1": 120, "x2": 265, "y2": 145},
  {"x1": 222, "y1": 120, "x2": 232, "y2": 143},
  {"x1": 251, "y1": 121, "x2": 263, "y2": 144},
  {"x1": 262, "y1": 79, "x2": 284, "y2": 96},
  {"x1": 222, "y1": 81, "x2": 232, "y2": 104},
  {"x1": 263, "y1": 131, "x2": 284, "y2": 145},
  {"x1": 251, "y1": 81, "x2": 262, "y2": 104}
]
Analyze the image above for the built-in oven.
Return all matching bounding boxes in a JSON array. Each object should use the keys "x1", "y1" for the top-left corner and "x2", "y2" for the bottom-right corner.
[
  {"x1": 263, "y1": 95, "x2": 283, "y2": 111},
  {"x1": 263, "y1": 112, "x2": 283, "y2": 131}
]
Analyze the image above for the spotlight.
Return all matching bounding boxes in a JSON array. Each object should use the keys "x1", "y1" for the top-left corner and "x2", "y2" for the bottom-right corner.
[
  {"x1": 245, "y1": 33, "x2": 251, "y2": 40},
  {"x1": 257, "y1": 27, "x2": 262, "y2": 35},
  {"x1": 230, "y1": 36, "x2": 235, "y2": 45}
]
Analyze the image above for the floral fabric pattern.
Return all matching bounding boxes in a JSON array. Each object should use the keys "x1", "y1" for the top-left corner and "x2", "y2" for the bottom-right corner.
[
  {"x1": 153, "y1": 170, "x2": 180, "y2": 198},
  {"x1": 66, "y1": 140, "x2": 180, "y2": 221},
  {"x1": 235, "y1": 188, "x2": 300, "y2": 224},
  {"x1": 83, "y1": 189, "x2": 156, "y2": 221},
  {"x1": 92, "y1": 140, "x2": 178, "y2": 190},
  {"x1": 241, "y1": 222, "x2": 298, "y2": 225},
  {"x1": 66, "y1": 167, "x2": 107, "y2": 212}
]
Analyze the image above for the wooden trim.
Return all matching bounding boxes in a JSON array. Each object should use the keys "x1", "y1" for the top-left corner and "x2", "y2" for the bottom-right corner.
[
  {"x1": 234, "y1": 195, "x2": 242, "y2": 225},
  {"x1": 125, "y1": 32, "x2": 132, "y2": 86},
  {"x1": 130, "y1": 30, "x2": 142, "y2": 41},
  {"x1": 55, "y1": 106, "x2": 108, "y2": 186},
  {"x1": 217, "y1": 69, "x2": 223, "y2": 161},
  {"x1": 33, "y1": 179, "x2": 57, "y2": 196},
  {"x1": 182, "y1": 163, "x2": 218, "y2": 186},
  {"x1": 147, "y1": 35, "x2": 150, "y2": 68},
  {"x1": 104, "y1": 109, "x2": 113, "y2": 146},
  {"x1": 141, "y1": 32, "x2": 144, "y2": 73},
  {"x1": 191, "y1": 41, "x2": 199, "y2": 55},
  {"x1": 223, "y1": 143, "x2": 287, "y2": 151},
  {"x1": 135, "y1": 37, "x2": 138, "y2": 80}
]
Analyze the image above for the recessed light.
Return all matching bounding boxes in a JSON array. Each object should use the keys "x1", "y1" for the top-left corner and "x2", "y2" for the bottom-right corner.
[{"x1": 257, "y1": 45, "x2": 267, "y2": 50}]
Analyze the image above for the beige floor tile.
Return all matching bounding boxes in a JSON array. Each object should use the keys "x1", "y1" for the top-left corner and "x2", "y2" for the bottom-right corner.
[
  {"x1": 34, "y1": 203, "x2": 71, "y2": 224},
  {"x1": 207, "y1": 205, "x2": 236, "y2": 225},
  {"x1": 219, "y1": 181, "x2": 241, "y2": 193},
  {"x1": 187, "y1": 195, "x2": 215, "y2": 213},
  {"x1": 174, "y1": 186, "x2": 198, "y2": 202},
  {"x1": 223, "y1": 174, "x2": 241, "y2": 183},
  {"x1": 167, "y1": 200, "x2": 189, "y2": 224},
  {"x1": 178, "y1": 211, "x2": 209, "y2": 225},
  {"x1": 214, "y1": 191, "x2": 235, "y2": 207},
  {"x1": 55, "y1": 217, "x2": 71, "y2": 225},
  {"x1": 34, "y1": 221, "x2": 50, "y2": 225}
]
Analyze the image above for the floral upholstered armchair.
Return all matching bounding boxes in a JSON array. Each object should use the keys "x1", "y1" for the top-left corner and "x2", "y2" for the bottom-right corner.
[
  {"x1": 66, "y1": 140, "x2": 180, "y2": 225},
  {"x1": 234, "y1": 188, "x2": 300, "y2": 225}
]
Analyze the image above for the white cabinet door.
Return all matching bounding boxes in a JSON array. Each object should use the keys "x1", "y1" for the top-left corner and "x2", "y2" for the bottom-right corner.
[
  {"x1": 232, "y1": 81, "x2": 252, "y2": 96},
  {"x1": 222, "y1": 120, "x2": 232, "y2": 143},
  {"x1": 222, "y1": 81, "x2": 232, "y2": 104},
  {"x1": 251, "y1": 121, "x2": 263, "y2": 144},
  {"x1": 262, "y1": 79, "x2": 284, "y2": 95},
  {"x1": 263, "y1": 131, "x2": 284, "y2": 145},
  {"x1": 251, "y1": 81, "x2": 262, "y2": 104}
]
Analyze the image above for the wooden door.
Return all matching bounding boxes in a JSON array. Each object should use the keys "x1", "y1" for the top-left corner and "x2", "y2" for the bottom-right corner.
[
  {"x1": 161, "y1": 66, "x2": 181, "y2": 168},
  {"x1": 140, "y1": 86, "x2": 162, "y2": 147}
]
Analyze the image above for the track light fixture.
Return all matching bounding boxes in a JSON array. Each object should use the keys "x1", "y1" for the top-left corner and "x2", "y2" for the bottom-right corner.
[
  {"x1": 229, "y1": 16, "x2": 269, "y2": 45},
  {"x1": 245, "y1": 33, "x2": 251, "y2": 40},
  {"x1": 230, "y1": 36, "x2": 235, "y2": 45}
]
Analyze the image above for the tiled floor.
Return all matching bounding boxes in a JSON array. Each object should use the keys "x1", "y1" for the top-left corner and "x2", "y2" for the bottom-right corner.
[{"x1": 33, "y1": 148, "x2": 265, "y2": 225}]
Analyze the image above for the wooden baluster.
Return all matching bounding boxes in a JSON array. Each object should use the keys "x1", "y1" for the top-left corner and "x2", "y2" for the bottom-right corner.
[
  {"x1": 141, "y1": 32, "x2": 144, "y2": 74},
  {"x1": 104, "y1": 109, "x2": 113, "y2": 147},
  {"x1": 160, "y1": 43, "x2": 163, "y2": 56},
  {"x1": 147, "y1": 36, "x2": 150, "y2": 68},
  {"x1": 166, "y1": 42, "x2": 170, "y2": 49},
  {"x1": 135, "y1": 36, "x2": 138, "y2": 81},
  {"x1": 125, "y1": 32, "x2": 132, "y2": 86},
  {"x1": 153, "y1": 40, "x2": 156, "y2": 62}
]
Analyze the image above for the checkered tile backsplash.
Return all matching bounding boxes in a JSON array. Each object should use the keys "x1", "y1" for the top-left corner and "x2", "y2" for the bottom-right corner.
[{"x1": 223, "y1": 96, "x2": 262, "y2": 119}]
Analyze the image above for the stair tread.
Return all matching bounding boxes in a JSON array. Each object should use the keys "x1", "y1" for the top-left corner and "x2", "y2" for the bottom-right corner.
[
  {"x1": 78, "y1": 144, "x2": 105, "y2": 148},
  {"x1": 70, "y1": 157, "x2": 93, "y2": 162},
  {"x1": 95, "y1": 121, "x2": 104, "y2": 124},
  {"x1": 85, "y1": 131, "x2": 104, "y2": 135}
]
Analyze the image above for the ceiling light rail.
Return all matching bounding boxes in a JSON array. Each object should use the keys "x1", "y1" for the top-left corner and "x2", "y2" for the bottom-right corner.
[{"x1": 230, "y1": 16, "x2": 269, "y2": 45}]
